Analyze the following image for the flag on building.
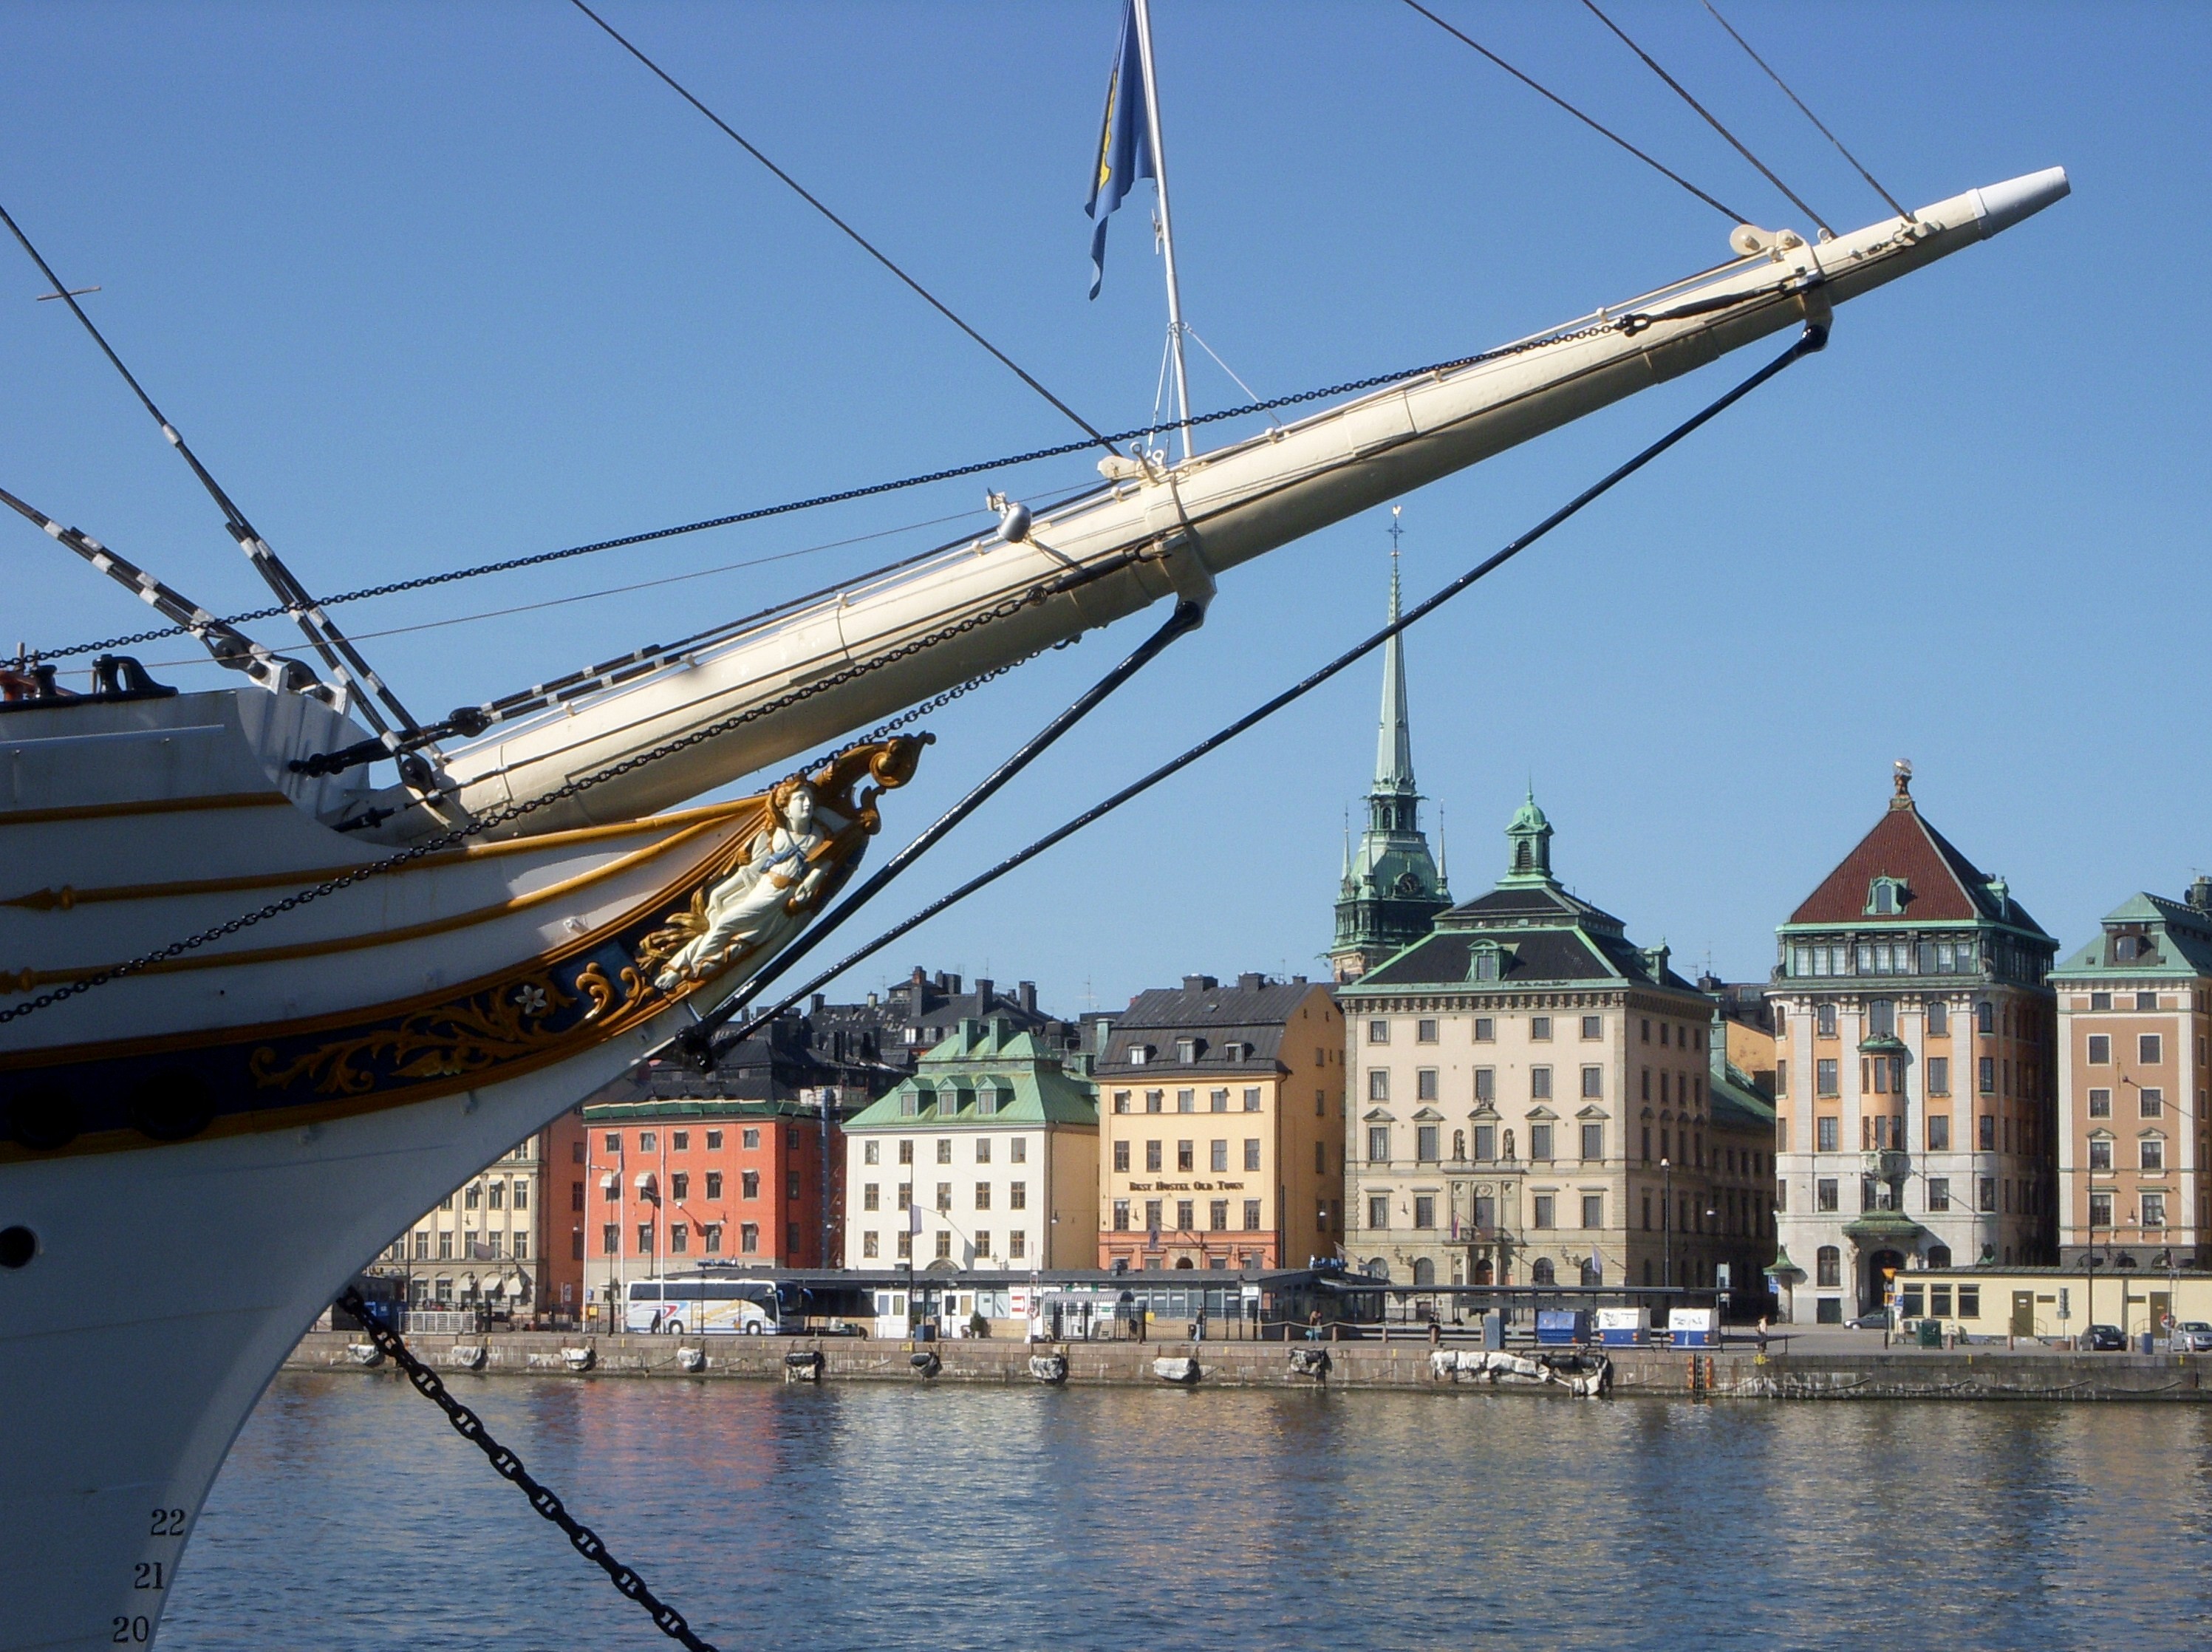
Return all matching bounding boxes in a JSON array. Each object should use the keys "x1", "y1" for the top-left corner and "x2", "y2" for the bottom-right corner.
[{"x1": 1084, "y1": 0, "x2": 1155, "y2": 299}]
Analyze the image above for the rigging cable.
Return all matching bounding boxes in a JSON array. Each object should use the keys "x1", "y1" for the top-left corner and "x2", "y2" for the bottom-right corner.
[
  {"x1": 26, "y1": 313, "x2": 1714, "y2": 668},
  {"x1": 684, "y1": 321, "x2": 1830, "y2": 1060},
  {"x1": 1699, "y1": 0, "x2": 1912, "y2": 223},
  {"x1": 1396, "y1": 0, "x2": 1750, "y2": 226},
  {"x1": 0, "y1": 318, "x2": 1824, "y2": 1040},
  {"x1": 0, "y1": 202, "x2": 436, "y2": 763},
  {"x1": 569, "y1": 0, "x2": 1114, "y2": 455},
  {"x1": 1577, "y1": 0, "x2": 1834, "y2": 238}
]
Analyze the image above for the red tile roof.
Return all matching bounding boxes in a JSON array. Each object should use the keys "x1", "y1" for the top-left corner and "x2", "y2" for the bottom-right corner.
[{"x1": 1789, "y1": 799, "x2": 2032, "y2": 929}]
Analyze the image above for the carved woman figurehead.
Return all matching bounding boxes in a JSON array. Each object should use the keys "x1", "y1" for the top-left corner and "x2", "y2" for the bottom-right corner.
[{"x1": 768, "y1": 778, "x2": 820, "y2": 839}]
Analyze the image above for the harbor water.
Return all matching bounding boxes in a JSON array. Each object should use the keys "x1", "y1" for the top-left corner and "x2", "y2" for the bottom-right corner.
[{"x1": 163, "y1": 1373, "x2": 2212, "y2": 1651}]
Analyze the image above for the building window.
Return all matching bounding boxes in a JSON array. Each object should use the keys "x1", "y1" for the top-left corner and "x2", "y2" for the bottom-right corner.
[
  {"x1": 1472, "y1": 951, "x2": 1500, "y2": 982},
  {"x1": 1368, "y1": 1070, "x2": 1390, "y2": 1102},
  {"x1": 1816, "y1": 1059, "x2": 1838, "y2": 1097},
  {"x1": 2143, "y1": 1192, "x2": 2168, "y2": 1228},
  {"x1": 2086, "y1": 1088, "x2": 2112, "y2": 1119},
  {"x1": 704, "y1": 1171, "x2": 723, "y2": 1200},
  {"x1": 1113, "y1": 1141, "x2": 1131, "y2": 1172},
  {"x1": 702, "y1": 1223, "x2": 722, "y2": 1255},
  {"x1": 1531, "y1": 1067, "x2": 1552, "y2": 1101},
  {"x1": 1417, "y1": 1019, "x2": 1439, "y2": 1043},
  {"x1": 1529, "y1": 1124, "x2": 1554, "y2": 1161},
  {"x1": 1816, "y1": 1179, "x2": 1839, "y2": 1212},
  {"x1": 1113, "y1": 1200, "x2": 1131, "y2": 1232},
  {"x1": 1580, "y1": 1193, "x2": 1604, "y2": 1229},
  {"x1": 601, "y1": 1224, "x2": 618, "y2": 1255},
  {"x1": 637, "y1": 1223, "x2": 655, "y2": 1255},
  {"x1": 973, "y1": 1231, "x2": 992, "y2": 1257},
  {"x1": 669, "y1": 1223, "x2": 688, "y2": 1255},
  {"x1": 2139, "y1": 1034, "x2": 2163, "y2": 1065},
  {"x1": 1243, "y1": 1199, "x2": 1262, "y2": 1231},
  {"x1": 863, "y1": 1183, "x2": 880, "y2": 1212},
  {"x1": 1532, "y1": 1195, "x2": 1555, "y2": 1229},
  {"x1": 1007, "y1": 1182, "x2": 1025, "y2": 1211},
  {"x1": 935, "y1": 1183, "x2": 952, "y2": 1212},
  {"x1": 1474, "y1": 1068, "x2": 1495, "y2": 1103},
  {"x1": 1008, "y1": 1231, "x2": 1027, "y2": 1259},
  {"x1": 1177, "y1": 1141, "x2": 1195, "y2": 1173},
  {"x1": 1926, "y1": 1057, "x2": 1949, "y2": 1096},
  {"x1": 2139, "y1": 1087, "x2": 2165, "y2": 1119},
  {"x1": 1532, "y1": 1017, "x2": 1552, "y2": 1041},
  {"x1": 1415, "y1": 1068, "x2": 1441, "y2": 1102},
  {"x1": 1580, "y1": 1066, "x2": 1603, "y2": 1101},
  {"x1": 974, "y1": 1139, "x2": 992, "y2": 1166},
  {"x1": 1011, "y1": 1138, "x2": 1027, "y2": 1164},
  {"x1": 1978, "y1": 1057, "x2": 1996, "y2": 1094},
  {"x1": 1175, "y1": 1200, "x2": 1195, "y2": 1231},
  {"x1": 1817, "y1": 1004, "x2": 1837, "y2": 1038},
  {"x1": 1209, "y1": 1140, "x2": 1229, "y2": 1173},
  {"x1": 1407, "y1": 1195, "x2": 1433, "y2": 1229},
  {"x1": 1245, "y1": 1139, "x2": 1261, "y2": 1171},
  {"x1": 1145, "y1": 1141, "x2": 1163, "y2": 1173},
  {"x1": 1368, "y1": 1195, "x2": 1390, "y2": 1229},
  {"x1": 935, "y1": 1232, "x2": 953, "y2": 1260},
  {"x1": 1978, "y1": 1177, "x2": 1997, "y2": 1213},
  {"x1": 1145, "y1": 1090, "x2": 1164, "y2": 1113},
  {"x1": 1368, "y1": 1126, "x2": 1391, "y2": 1164},
  {"x1": 895, "y1": 1140, "x2": 912, "y2": 1165},
  {"x1": 604, "y1": 1133, "x2": 621, "y2": 1154},
  {"x1": 974, "y1": 1182, "x2": 991, "y2": 1211},
  {"x1": 742, "y1": 1171, "x2": 760, "y2": 1199},
  {"x1": 1816, "y1": 1116, "x2": 1839, "y2": 1153},
  {"x1": 669, "y1": 1173, "x2": 689, "y2": 1202},
  {"x1": 1368, "y1": 1020, "x2": 1390, "y2": 1044},
  {"x1": 1316, "y1": 1140, "x2": 1327, "y2": 1173},
  {"x1": 861, "y1": 1231, "x2": 879, "y2": 1259},
  {"x1": 2089, "y1": 1191, "x2": 2113, "y2": 1228},
  {"x1": 1816, "y1": 1246, "x2": 1841, "y2": 1288},
  {"x1": 1113, "y1": 1090, "x2": 1131, "y2": 1114},
  {"x1": 1416, "y1": 1124, "x2": 1439, "y2": 1162},
  {"x1": 1580, "y1": 1015, "x2": 1602, "y2": 1041},
  {"x1": 1927, "y1": 1178, "x2": 1951, "y2": 1212},
  {"x1": 1928, "y1": 1115, "x2": 1950, "y2": 1151},
  {"x1": 1144, "y1": 1200, "x2": 1163, "y2": 1232},
  {"x1": 936, "y1": 1139, "x2": 953, "y2": 1164},
  {"x1": 1473, "y1": 1017, "x2": 1495, "y2": 1042},
  {"x1": 1244, "y1": 1088, "x2": 1262, "y2": 1112},
  {"x1": 1208, "y1": 1200, "x2": 1229, "y2": 1232},
  {"x1": 2141, "y1": 1137, "x2": 2165, "y2": 1172},
  {"x1": 1580, "y1": 1122, "x2": 1602, "y2": 1161},
  {"x1": 1473, "y1": 1124, "x2": 1496, "y2": 1161}
]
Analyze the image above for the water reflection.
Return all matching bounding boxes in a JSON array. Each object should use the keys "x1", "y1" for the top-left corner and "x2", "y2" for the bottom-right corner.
[{"x1": 162, "y1": 1376, "x2": 2212, "y2": 1651}]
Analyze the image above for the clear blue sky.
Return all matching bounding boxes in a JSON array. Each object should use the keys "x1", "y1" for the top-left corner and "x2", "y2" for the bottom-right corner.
[{"x1": 4, "y1": 3, "x2": 2205, "y2": 1017}]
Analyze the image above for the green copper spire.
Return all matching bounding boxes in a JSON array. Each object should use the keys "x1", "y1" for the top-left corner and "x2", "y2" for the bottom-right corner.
[
  {"x1": 1501, "y1": 788, "x2": 1556, "y2": 887},
  {"x1": 1331, "y1": 512, "x2": 1450, "y2": 982}
]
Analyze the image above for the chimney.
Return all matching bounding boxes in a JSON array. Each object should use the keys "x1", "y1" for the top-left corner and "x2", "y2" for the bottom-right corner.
[
  {"x1": 974, "y1": 977, "x2": 994, "y2": 1009},
  {"x1": 934, "y1": 971, "x2": 949, "y2": 991},
  {"x1": 867, "y1": 991, "x2": 879, "y2": 1009},
  {"x1": 1181, "y1": 974, "x2": 1218, "y2": 993},
  {"x1": 810, "y1": 993, "x2": 825, "y2": 1015},
  {"x1": 2191, "y1": 875, "x2": 2212, "y2": 914},
  {"x1": 1237, "y1": 972, "x2": 1266, "y2": 991},
  {"x1": 957, "y1": 1017, "x2": 980, "y2": 1048},
  {"x1": 1018, "y1": 980, "x2": 1037, "y2": 1014}
]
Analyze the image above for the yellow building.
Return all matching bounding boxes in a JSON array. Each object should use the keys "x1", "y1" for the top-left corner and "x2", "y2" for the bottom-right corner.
[
  {"x1": 1093, "y1": 974, "x2": 1343, "y2": 1270},
  {"x1": 1911, "y1": 1264, "x2": 2212, "y2": 1342}
]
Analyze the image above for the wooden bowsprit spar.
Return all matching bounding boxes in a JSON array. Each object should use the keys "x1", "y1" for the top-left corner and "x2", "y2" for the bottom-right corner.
[{"x1": 683, "y1": 321, "x2": 1830, "y2": 1065}]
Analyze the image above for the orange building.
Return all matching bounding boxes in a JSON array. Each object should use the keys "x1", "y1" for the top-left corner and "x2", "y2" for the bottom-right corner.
[{"x1": 1091, "y1": 974, "x2": 1344, "y2": 1272}]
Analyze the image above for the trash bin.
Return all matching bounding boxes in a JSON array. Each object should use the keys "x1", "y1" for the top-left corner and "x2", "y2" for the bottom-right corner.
[
  {"x1": 1480, "y1": 1310, "x2": 1505, "y2": 1351},
  {"x1": 1917, "y1": 1319, "x2": 1942, "y2": 1349},
  {"x1": 1535, "y1": 1309, "x2": 1590, "y2": 1346},
  {"x1": 2137, "y1": 1332, "x2": 2156, "y2": 1355}
]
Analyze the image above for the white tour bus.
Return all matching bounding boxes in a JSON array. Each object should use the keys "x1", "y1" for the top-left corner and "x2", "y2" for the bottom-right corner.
[{"x1": 624, "y1": 1275, "x2": 780, "y2": 1335}]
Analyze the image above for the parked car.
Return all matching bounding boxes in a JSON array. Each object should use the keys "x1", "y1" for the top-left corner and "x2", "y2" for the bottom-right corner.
[
  {"x1": 1847, "y1": 1308, "x2": 1894, "y2": 1331},
  {"x1": 2169, "y1": 1320, "x2": 2212, "y2": 1354},
  {"x1": 2083, "y1": 1323, "x2": 2126, "y2": 1351}
]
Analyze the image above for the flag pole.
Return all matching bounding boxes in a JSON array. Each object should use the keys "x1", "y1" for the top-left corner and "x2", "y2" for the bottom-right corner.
[{"x1": 1131, "y1": 0, "x2": 1192, "y2": 463}]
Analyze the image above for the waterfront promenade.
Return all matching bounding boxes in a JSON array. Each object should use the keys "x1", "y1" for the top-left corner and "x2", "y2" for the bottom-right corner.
[{"x1": 287, "y1": 1328, "x2": 2212, "y2": 1401}]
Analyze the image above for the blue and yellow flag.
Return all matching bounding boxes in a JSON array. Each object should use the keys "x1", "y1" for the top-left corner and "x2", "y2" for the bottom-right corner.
[{"x1": 1084, "y1": 0, "x2": 1155, "y2": 300}]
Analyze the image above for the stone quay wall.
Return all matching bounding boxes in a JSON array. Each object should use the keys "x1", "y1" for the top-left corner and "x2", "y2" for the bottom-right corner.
[{"x1": 284, "y1": 1331, "x2": 2212, "y2": 1400}]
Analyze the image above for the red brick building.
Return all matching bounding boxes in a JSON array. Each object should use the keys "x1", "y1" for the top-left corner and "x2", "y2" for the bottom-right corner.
[{"x1": 543, "y1": 1094, "x2": 846, "y2": 1325}]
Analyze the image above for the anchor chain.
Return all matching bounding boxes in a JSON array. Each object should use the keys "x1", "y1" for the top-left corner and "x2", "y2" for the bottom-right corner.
[{"x1": 338, "y1": 1290, "x2": 721, "y2": 1651}]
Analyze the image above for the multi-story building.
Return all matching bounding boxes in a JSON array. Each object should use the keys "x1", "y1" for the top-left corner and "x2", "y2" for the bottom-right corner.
[
  {"x1": 840, "y1": 1017, "x2": 1099, "y2": 1272},
  {"x1": 1329, "y1": 547, "x2": 1449, "y2": 983},
  {"x1": 1767, "y1": 765, "x2": 2058, "y2": 1322},
  {"x1": 1704, "y1": 1014, "x2": 1781, "y2": 1308},
  {"x1": 810, "y1": 968, "x2": 1088, "y2": 1082},
  {"x1": 2051, "y1": 876, "x2": 2212, "y2": 1271},
  {"x1": 1339, "y1": 795, "x2": 1748, "y2": 1291},
  {"x1": 1093, "y1": 974, "x2": 1344, "y2": 1271},
  {"x1": 372, "y1": 1133, "x2": 550, "y2": 1316},
  {"x1": 544, "y1": 1087, "x2": 846, "y2": 1323}
]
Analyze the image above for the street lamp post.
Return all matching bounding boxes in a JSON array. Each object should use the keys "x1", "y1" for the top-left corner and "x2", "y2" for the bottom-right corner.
[{"x1": 1660, "y1": 1158, "x2": 1673, "y2": 1291}]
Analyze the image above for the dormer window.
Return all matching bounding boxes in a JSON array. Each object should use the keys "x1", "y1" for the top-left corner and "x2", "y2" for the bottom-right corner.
[
  {"x1": 1128, "y1": 1044, "x2": 1152, "y2": 1066},
  {"x1": 1866, "y1": 877, "x2": 1908, "y2": 916},
  {"x1": 1176, "y1": 1037, "x2": 1200, "y2": 1065},
  {"x1": 1468, "y1": 943, "x2": 1503, "y2": 983}
]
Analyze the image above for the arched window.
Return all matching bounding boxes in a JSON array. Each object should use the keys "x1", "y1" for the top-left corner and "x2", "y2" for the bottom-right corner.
[
  {"x1": 1531, "y1": 1257, "x2": 1556, "y2": 1286},
  {"x1": 1472, "y1": 1258, "x2": 1494, "y2": 1286},
  {"x1": 1412, "y1": 1257, "x2": 1436, "y2": 1287},
  {"x1": 1815, "y1": 1246, "x2": 1841, "y2": 1288},
  {"x1": 1365, "y1": 1257, "x2": 1391, "y2": 1281},
  {"x1": 1580, "y1": 1257, "x2": 1602, "y2": 1288},
  {"x1": 1928, "y1": 1244, "x2": 1953, "y2": 1269}
]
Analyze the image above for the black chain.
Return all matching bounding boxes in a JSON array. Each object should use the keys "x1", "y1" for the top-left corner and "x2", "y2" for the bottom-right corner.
[
  {"x1": 0, "y1": 588, "x2": 1038, "y2": 1026},
  {"x1": 337, "y1": 1290, "x2": 720, "y2": 1651},
  {"x1": 30, "y1": 316, "x2": 1653, "y2": 663}
]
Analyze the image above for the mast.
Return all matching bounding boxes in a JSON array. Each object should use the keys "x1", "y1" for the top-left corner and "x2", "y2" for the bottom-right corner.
[{"x1": 1131, "y1": 0, "x2": 1192, "y2": 463}]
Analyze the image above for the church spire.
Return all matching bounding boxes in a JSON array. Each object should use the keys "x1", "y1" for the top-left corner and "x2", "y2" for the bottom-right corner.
[
  {"x1": 1373, "y1": 508, "x2": 1416, "y2": 795},
  {"x1": 1330, "y1": 510, "x2": 1450, "y2": 983}
]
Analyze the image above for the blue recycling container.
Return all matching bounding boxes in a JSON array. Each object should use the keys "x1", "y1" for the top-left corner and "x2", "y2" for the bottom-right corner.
[{"x1": 1535, "y1": 1308, "x2": 1589, "y2": 1346}]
